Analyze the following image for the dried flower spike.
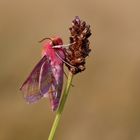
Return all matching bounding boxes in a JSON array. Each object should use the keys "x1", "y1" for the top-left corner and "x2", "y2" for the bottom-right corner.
[{"x1": 65, "y1": 16, "x2": 92, "y2": 74}]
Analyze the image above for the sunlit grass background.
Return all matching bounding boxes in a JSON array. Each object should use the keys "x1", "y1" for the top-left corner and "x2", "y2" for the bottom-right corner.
[{"x1": 0, "y1": 0, "x2": 140, "y2": 140}]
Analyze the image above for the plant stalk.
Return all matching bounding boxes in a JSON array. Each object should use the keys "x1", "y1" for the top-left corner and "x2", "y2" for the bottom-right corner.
[{"x1": 48, "y1": 72, "x2": 73, "y2": 140}]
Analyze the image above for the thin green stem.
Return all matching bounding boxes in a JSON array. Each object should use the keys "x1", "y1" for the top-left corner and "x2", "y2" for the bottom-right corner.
[{"x1": 48, "y1": 72, "x2": 73, "y2": 140}]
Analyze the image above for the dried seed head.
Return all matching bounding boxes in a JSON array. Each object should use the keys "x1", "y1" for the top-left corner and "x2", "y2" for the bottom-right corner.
[{"x1": 65, "y1": 16, "x2": 92, "y2": 74}]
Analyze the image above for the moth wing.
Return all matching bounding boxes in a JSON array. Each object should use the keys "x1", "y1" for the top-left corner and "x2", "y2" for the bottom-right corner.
[
  {"x1": 49, "y1": 64, "x2": 64, "y2": 111},
  {"x1": 20, "y1": 55, "x2": 53, "y2": 103}
]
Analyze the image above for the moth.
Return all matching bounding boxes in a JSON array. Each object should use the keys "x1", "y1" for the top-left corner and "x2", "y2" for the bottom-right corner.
[{"x1": 20, "y1": 37, "x2": 73, "y2": 111}]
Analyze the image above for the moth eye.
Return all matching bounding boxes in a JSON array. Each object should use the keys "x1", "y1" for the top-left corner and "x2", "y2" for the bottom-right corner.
[{"x1": 52, "y1": 41, "x2": 56, "y2": 46}]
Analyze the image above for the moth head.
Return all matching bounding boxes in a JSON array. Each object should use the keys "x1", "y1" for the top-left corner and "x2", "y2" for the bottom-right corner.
[{"x1": 51, "y1": 37, "x2": 63, "y2": 46}]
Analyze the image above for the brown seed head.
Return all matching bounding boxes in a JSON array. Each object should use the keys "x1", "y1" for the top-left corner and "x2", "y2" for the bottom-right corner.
[{"x1": 65, "y1": 16, "x2": 92, "y2": 74}]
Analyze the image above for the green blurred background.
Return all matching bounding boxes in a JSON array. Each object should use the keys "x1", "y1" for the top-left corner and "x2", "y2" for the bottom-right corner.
[{"x1": 0, "y1": 0, "x2": 140, "y2": 140}]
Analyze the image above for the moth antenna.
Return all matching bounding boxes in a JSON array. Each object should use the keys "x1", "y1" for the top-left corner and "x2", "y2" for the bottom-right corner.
[{"x1": 39, "y1": 37, "x2": 53, "y2": 43}]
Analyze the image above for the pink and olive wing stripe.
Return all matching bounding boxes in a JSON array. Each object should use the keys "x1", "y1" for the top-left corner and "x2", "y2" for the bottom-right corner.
[
  {"x1": 20, "y1": 55, "x2": 52, "y2": 103},
  {"x1": 39, "y1": 57, "x2": 56, "y2": 96}
]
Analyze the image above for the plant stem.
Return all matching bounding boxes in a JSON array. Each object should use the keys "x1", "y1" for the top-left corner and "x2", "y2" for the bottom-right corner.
[{"x1": 48, "y1": 72, "x2": 73, "y2": 140}]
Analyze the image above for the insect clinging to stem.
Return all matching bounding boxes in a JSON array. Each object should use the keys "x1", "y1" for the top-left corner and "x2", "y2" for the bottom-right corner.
[{"x1": 20, "y1": 36, "x2": 74, "y2": 111}]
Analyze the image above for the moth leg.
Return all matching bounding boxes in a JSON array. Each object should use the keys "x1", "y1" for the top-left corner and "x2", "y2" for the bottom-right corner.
[
  {"x1": 52, "y1": 45, "x2": 62, "y2": 48},
  {"x1": 54, "y1": 51, "x2": 75, "y2": 86},
  {"x1": 52, "y1": 42, "x2": 75, "y2": 49},
  {"x1": 61, "y1": 42, "x2": 75, "y2": 48},
  {"x1": 55, "y1": 51, "x2": 75, "y2": 68}
]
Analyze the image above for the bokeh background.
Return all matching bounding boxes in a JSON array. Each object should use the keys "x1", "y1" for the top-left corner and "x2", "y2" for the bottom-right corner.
[{"x1": 0, "y1": 0, "x2": 140, "y2": 140}]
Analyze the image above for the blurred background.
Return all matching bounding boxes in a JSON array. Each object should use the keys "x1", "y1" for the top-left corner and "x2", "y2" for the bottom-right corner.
[{"x1": 0, "y1": 0, "x2": 140, "y2": 140}]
